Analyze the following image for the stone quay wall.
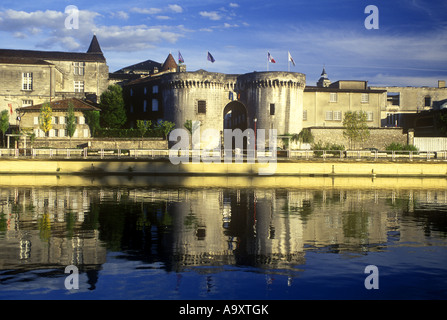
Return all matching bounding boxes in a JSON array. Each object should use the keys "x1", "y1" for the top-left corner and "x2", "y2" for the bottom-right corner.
[{"x1": 308, "y1": 127, "x2": 408, "y2": 150}]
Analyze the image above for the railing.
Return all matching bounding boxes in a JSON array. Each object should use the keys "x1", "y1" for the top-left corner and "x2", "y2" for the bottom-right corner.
[{"x1": 0, "y1": 148, "x2": 446, "y2": 161}]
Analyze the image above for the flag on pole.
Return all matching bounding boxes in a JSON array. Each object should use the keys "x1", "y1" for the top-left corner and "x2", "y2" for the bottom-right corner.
[
  {"x1": 207, "y1": 51, "x2": 215, "y2": 63},
  {"x1": 268, "y1": 52, "x2": 276, "y2": 63},
  {"x1": 288, "y1": 51, "x2": 295, "y2": 66},
  {"x1": 178, "y1": 51, "x2": 184, "y2": 64},
  {"x1": 8, "y1": 104, "x2": 13, "y2": 115}
]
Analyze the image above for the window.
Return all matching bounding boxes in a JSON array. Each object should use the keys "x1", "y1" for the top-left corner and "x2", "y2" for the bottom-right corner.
[
  {"x1": 303, "y1": 110, "x2": 307, "y2": 121},
  {"x1": 143, "y1": 100, "x2": 147, "y2": 112},
  {"x1": 325, "y1": 111, "x2": 333, "y2": 120},
  {"x1": 152, "y1": 99, "x2": 159, "y2": 112},
  {"x1": 22, "y1": 100, "x2": 33, "y2": 107},
  {"x1": 78, "y1": 116, "x2": 85, "y2": 125},
  {"x1": 144, "y1": 87, "x2": 147, "y2": 95},
  {"x1": 198, "y1": 100, "x2": 206, "y2": 114},
  {"x1": 333, "y1": 111, "x2": 342, "y2": 121},
  {"x1": 130, "y1": 104, "x2": 134, "y2": 113},
  {"x1": 59, "y1": 129, "x2": 65, "y2": 137},
  {"x1": 425, "y1": 96, "x2": 431, "y2": 107},
  {"x1": 59, "y1": 116, "x2": 65, "y2": 124},
  {"x1": 53, "y1": 129, "x2": 58, "y2": 137},
  {"x1": 329, "y1": 92, "x2": 337, "y2": 103},
  {"x1": 361, "y1": 93, "x2": 369, "y2": 103},
  {"x1": 22, "y1": 72, "x2": 33, "y2": 91},
  {"x1": 74, "y1": 81, "x2": 84, "y2": 92},
  {"x1": 153, "y1": 85, "x2": 159, "y2": 94},
  {"x1": 366, "y1": 111, "x2": 374, "y2": 122},
  {"x1": 52, "y1": 116, "x2": 59, "y2": 124},
  {"x1": 73, "y1": 62, "x2": 85, "y2": 75},
  {"x1": 130, "y1": 88, "x2": 133, "y2": 96},
  {"x1": 270, "y1": 104, "x2": 275, "y2": 115},
  {"x1": 83, "y1": 129, "x2": 89, "y2": 137},
  {"x1": 34, "y1": 117, "x2": 39, "y2": 125}
]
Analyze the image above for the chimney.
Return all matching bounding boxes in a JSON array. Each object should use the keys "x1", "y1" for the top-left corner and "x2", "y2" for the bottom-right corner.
[{"x1": 438, "y1": 80, "x2": 446, "y2": 88}]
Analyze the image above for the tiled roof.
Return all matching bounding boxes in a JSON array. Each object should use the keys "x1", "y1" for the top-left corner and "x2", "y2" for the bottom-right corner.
[
  {"x1": 87, "y1": 35, "x2": 103, "y2": 54},
  {"x1": 161, "y1": 53, "x2": 178, "y2": 72},
  {"x1": 0, "y1": 35, "x2": 106, "y2": 63},
  {"x1": 0, "y1": 48, "x2": 105, "y2": 62},
  {"x1": 113, "y1": 59, "x2": 162, "y2": 73},
  {"x1": 18, "y1": 98, "x2": 101, "y2": 112},
  {"x1": 0, "y1": 57, "x2": 53, "y2": 65}
]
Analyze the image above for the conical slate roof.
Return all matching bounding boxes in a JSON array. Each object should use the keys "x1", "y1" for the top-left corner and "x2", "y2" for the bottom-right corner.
[
  {"x1": 87, "y1": 34, "x2": 103, "y2": 54},
  {"x1": 161, "y1": 53, "x2": 178, "y2": 72}
]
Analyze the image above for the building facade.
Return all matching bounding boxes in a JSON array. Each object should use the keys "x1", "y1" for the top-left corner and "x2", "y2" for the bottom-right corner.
[
  {"x1": 371, "y1": 81, "x2": 447, "y2": 128},
  {"x1": 17, "y1": 98, "x2": 100, "y2": 139},
  {"x1": 124, "y1": 68, "x2": 306, "y2": 148},
  {"x1": 0, "y1": 35, "x2": 109, "y2": 126}
]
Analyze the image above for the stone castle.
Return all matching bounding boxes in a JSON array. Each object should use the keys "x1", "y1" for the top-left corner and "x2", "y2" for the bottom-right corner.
[{"x1": 1, "y1": 35, "x2": 447, "y2": 145}]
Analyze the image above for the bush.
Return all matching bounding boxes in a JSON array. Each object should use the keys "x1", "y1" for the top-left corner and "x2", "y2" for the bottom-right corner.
[
  {"x1": 95, "y1": 128, "x2": 162, "y2": 138},
  {"x1": 385, "y1": 142, "x2": 418, "y2": 152},
  {"x1": 312, "y1": 141, "x2": 345, "y2": 157}
]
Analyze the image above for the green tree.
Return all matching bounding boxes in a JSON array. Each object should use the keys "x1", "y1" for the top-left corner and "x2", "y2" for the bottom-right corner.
[
  {"x1": 84, "y1": 110, "x2": 100, "y2": 137},
  {"x1": 156, "y1": 120, "x2": 176, "y2": 140},
  {"x1": 136, "y1": 120, "x2": 152, "y2": 148},
  {"x1": 99, "y1": 85, "x2": 126, "y2": 128},
  {"x1": 137, "y1": 120, "x2": 152, "y2": 138},
  {"x1": 39, "y1": 103, "x2": 52, "y2": 137},
  {"x1": 343, "y1": 111, "x2": 370, "y2": 149},
  {"x1": 66, "y1": 103, "x2": 77, "y2": 138},
  {"x1": 0, "y1": 110, "x2": 9, "y2": 147},
  {"x1": 184, "y1": 120, "x2": 201, "y2": 135}
]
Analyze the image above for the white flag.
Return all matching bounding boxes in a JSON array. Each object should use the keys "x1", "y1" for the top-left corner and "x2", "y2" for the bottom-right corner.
[{"x1": 288, "y1": 51, "x2": 295, "y2": 66}]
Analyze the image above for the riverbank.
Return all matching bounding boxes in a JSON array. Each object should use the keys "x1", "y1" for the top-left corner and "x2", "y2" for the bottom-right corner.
[{"x1": 1, "y1": 158, "x2": 447, "y2": 177}]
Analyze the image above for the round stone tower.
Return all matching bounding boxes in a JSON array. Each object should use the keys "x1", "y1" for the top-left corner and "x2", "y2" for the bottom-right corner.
[{"x1": 237, "y1": 71, "x2": 306, "y2": 135}]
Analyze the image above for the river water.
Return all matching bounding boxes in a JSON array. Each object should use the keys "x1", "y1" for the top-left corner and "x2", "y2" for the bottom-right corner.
[{"x1": 0, "y1": 175, "x2": 446, "y2": 300}]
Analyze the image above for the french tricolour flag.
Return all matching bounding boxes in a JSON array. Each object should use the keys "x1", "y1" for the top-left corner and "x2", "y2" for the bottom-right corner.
[{"x1": 268, "y1": 52, "x2": 276, "y2": 63}]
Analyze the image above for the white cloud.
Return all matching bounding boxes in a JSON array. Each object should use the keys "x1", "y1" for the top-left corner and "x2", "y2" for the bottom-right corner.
[
  {"x1": 0, "y1": 8, "x2": 184, "y2": 52},
  {"x1": 229, "y1": 3, "x2": 239, "y2": 8},
  {"x1": 199, "y1": 11, "x2": 221, "y2": 21},
  {"x1": 156, "y1": 16, "x2": 171, "y2": 20},
  {"x1": 131, "y1": 7, "x2": 162, "y2": 15},
  {"x1": 168, "y1": 5, "x2": 183, "y2": 13}
]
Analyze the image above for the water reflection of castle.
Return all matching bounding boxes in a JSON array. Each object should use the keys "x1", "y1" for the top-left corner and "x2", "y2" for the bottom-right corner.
[{"x1": 1, "y1": 186, "x2": 446, "y2": 277}]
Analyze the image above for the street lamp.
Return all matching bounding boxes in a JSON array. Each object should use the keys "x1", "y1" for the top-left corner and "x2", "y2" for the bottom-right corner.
[{"x1": 254, "y1": 118, "x2": 257, "y2": 152}]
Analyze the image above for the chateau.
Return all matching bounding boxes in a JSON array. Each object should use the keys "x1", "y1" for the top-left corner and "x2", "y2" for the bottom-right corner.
[
  {"x1": 2, "y1": 35, "x2": 447, "y2": 146},
  {"x1": 0, "y1": 35, "x2": 109, "y2": 126}
]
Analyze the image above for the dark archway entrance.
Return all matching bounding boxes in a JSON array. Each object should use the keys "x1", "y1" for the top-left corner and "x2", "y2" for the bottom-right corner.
[
  {"x1": 223, "y1": 101, "x2": 249, "y2": 151},
  {"x1": 223, "y1": 101, "x2": 248, "y2": 131}
]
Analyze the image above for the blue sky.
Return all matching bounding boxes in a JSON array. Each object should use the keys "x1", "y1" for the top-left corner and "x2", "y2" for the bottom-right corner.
[{"x1": 0, "y1": 0, "x2": 446, "y2": 86}]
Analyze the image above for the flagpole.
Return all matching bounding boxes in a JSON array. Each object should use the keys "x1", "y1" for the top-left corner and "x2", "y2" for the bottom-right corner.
[{"x1": 267, "y1": 52, "x2": 269, "y2": 72}]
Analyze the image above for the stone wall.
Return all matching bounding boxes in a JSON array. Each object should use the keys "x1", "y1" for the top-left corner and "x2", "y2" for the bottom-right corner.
[
  {"x1": 308, "y1": 127, "x2": 408, "y2": 150},
  {"x1": 27, "y1": 137, "x2": 168, "y2": 150}
]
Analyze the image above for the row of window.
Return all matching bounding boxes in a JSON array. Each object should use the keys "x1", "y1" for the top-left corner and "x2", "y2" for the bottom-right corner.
[
  {"x1": 129, "y1": 86, "x2": 159, "y2": 96},
  {"x1": 329, "y1": 92, "x2": 370, "y2": 103},
  {"x1": 22, "y1": 73, "x2": 85, "y2": 92},
  {"x1": 33, "y1": 116, "x2": 85, "y2": 125},
  {"x1": 302, "y1": 110, "x2": 374, "y2": 121},
  {"x1": 130, "y1": 99, "x2": 159, "y2": 113},
  {"x1": 34, "y1": 128, "x2": 89, "y2": 138}
]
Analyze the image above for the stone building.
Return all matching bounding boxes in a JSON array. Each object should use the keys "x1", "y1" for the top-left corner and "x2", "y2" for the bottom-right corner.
[
  {"x1": 17, "y1": 97, "x2": 100, "y2": 139},
  {"x1": 371, "y1": 80, "x2": 447, "y2": 128},
  {"x1": 302, "y1": 69, "x2": 387, "y2": 128},
  {"x1": 0, "y1": 35, "x2": 109, "y2": 126},
  {"x1": 124, "y1": 66, "x2": 306, "y2": 148}
]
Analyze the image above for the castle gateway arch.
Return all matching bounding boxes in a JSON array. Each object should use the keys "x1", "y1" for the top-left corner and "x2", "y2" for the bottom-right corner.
[{"x1": 223, "y1": 100, "x2": 249, "y2": 150}]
